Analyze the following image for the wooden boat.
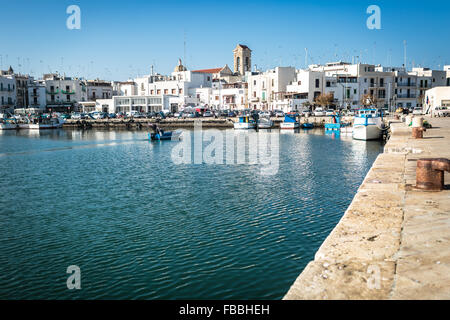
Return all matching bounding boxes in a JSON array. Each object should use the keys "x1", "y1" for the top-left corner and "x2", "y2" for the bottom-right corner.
[
  {"x1": 280, "y1": 115, "x2": 299, "y2": 129},
  {"x1": 148, "y1": 130, "x2": 182, "y2": 141}
]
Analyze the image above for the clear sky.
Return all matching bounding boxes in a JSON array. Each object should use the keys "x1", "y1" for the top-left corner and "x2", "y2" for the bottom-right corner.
[{"x1": 1, "y1": 0, "x2": 448, "y2": 80}]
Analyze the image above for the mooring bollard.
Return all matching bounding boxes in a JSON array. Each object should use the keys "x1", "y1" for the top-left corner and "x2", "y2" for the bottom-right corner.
[
  {"x1": 411, "y1": 116, "x2": 425, "y2": 139},
  {"x1": 416, "y1": 158, "x2": 450, "y2": 191}
]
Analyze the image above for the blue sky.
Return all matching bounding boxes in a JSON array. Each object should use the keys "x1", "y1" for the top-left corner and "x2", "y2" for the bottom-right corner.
[{"x1": 1, "y1": 0, "x2": 448, "y2": 80}]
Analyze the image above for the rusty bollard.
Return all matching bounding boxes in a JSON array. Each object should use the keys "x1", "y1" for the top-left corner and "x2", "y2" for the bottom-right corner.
[
  {"x1": 416, "y1": 158, "x2": 450, "y2": 191},
  {"x1": 412, "y1": 127, "x2": 425, "y2": 139}
]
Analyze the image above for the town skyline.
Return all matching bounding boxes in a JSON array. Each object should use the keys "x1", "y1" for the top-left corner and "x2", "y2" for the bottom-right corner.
[{"x1": 1, "y1": 0, "x2": 449, "y2": 80}]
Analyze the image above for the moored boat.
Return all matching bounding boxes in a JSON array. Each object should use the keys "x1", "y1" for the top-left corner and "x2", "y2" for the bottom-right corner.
[
  {"x1": 280, "y1": 114, "x2": 299, "y2": 129},
  {"x1": 352, "y1": 109, "x2": 384, "y2": 140},
  {"x1": 148, "y1": 130, "x2": 182, "y2": 141},
  {"x1": 0, "y1": 118, "x2": 19, "y2": 130},
  {"x1": 301, "y1": 123, "x2": 314, "y2": 129},
  {"x1": 234, "y1": 116, "x2": 256, "y2": 130},
  {"x1": 257, "y1": 115, "x2": 274, "y2": 129}
]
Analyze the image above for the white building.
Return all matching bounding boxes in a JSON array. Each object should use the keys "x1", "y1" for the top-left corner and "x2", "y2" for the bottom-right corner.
[
  {"x1": 95, "y1": 95, "x2": 176, "y2": 114},
  {"x1": 43, "y1": 74, "x2": 87, "y2": 112},
  {"x1": 27, "y1": 80, "x2": 47, "y2": 110},
  {"x1": 247, "y1": 66, "x2": 296, "y2": 110},
  {"x1": 0, "y1": 71, "x2": 16, "y2": 112},
  {"x1": 424, "y1": 87, "x2": 450, "y2": 114}
]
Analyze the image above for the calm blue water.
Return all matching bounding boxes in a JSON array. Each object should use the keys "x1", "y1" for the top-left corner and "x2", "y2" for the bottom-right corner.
[{"x1": 0, "y1": 128, "x2": 383, "y2": 299}]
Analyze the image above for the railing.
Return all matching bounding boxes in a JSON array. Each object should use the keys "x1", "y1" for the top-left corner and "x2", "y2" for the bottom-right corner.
[
  {"x1": 0, "y1": 88, "x2": 13, "y2": 92},
  {"x1": 396, "y1": 94, "x2": 417, "y2": 99},
  {"x1": 46, "y1": 90, "x2": 59, "y2": 94},
  {"x1": 61, "y1": 90, "x2": 75, "y2": 94},
  {"x1": 369, "y1": 83, "x2": 377, "y2": 88},
  {"x1": 397, "y1": 82, "x2": 416, "y2": 87},
  {"x1": 46, "y1": 101, "x2": 75, "y2": 105}
]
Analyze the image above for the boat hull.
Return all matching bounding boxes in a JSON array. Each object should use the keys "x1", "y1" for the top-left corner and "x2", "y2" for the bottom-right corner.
[
  {"x1": 257, "y1": 120, "x2": 274, "y2": 129},
  {"x1": 280, "y1": 122, "x2": 300, "y2": 130},
  {"x1": 234, "y1": 122, "x2": 256, "y2": 130},
  {"x1": 0, "y1": 123, "x2": 18, "y2": 130},
  {"x1": 352, "y1": 125, "x2": 382, "y2": 140}
]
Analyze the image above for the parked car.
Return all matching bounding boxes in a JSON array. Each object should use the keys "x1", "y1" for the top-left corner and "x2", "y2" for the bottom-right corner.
[
  {"x1": 116, "y1": 112, "x2": 126, "y2": 118},
  {"x1": 108, "y1": 113, "x2": 117, "y2": 118},
  {"x1": 203, "y1": 111, "x2": 213, "y2": 117},
  {"x1": 228, "y1": 111, "x2": 237, "y2": 117},
  {"x1": 274, "y1": 110, "x2": 284, "y2": 117},
  {"x1": 71, "y1": 113, "x2": 82, "y2": 120},
  {"x1": 412, "y1": 107, "x2": 423, "y2": 115},
  {"x1": 435, "y1": 106, "x2": 450, "y2": 117},
  {"x1": 313, "y1": 108, "x2": 326, "y2": 117},
  {"x1": 325, "y1": 110, "x2": 335, "y2": 116}
]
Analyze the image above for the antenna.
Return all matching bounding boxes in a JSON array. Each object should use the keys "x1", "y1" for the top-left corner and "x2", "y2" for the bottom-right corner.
[
  {"x1": 403, "y1": 40, "x2": 407, "y2": 69},
  {"x1": 183, "y1": 31, "x2": 186, "y2": 69},
  {"x1": 305, "y1": 48, "x2": 308, "y2": 68}
]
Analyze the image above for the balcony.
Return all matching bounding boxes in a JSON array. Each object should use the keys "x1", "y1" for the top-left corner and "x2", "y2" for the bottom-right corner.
[
  {"x1": 0, "y1": 88, "x2": 13, "y2": 92},
  {"x1": 62, "y1": 90, "x2": 75, "y2": 94},
  {"x1": 396, "y1": 94, "x2": 416, "y2": 99},
  {"x1": 46, "y1": 100, "x2": 75, "y2": 105},
  {"x1": 369, "y1": 83, "x2": 377, "y2": 88},
  {"x1": 46, "y1": 89, "x2": 59, "y2": 94},
  {"x1": 397, "y1": 82, "x2": 416, "y2": 87}
]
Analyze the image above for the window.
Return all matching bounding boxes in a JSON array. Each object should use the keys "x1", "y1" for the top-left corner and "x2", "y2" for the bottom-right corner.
[
  {"x1": 253, "y1": 92, "x2": 256, "y2": 97},
  {"x1": 254, "y1": 80, "x2": 256, "y2": 85},
  {"x1": 315, "y1": 79, "x2": 319, "y2": 88},
  {"x1": 141, "y1": 83, "x2": 144, "y2": 91},
  {"x1": 354, "y1": 89, "x2": 357, "y2": 94},
  {"x1": 172, "y1": 89, "x2": 176, "y2": 94},
  {"x1": 245, "y1": 57, "x2": 250, "y2": 71},
  {"x1": 236, "y1": 57, "x2": 241, "y2": 71},
  {"x1": 207, "y1": 76, "x2": 211, "y2": 81},
  {"x1": 157, "y1": 89, "x2": 161, "y2": 94},
  {"x1": 215, "y1": 96, "x2": 219, "y2": 100},
  {"x1": 326, "y1": 81, "x2": 331, "y2": 87},
  {"x1": 66, "y1": 95, "x2": 70, "y2": 102},
  {"x1": 298, "y1": 81, "x2": 301, "y2": 85},
  {"x1": 179, "y1": 89, "x2": 183, "y2": 94},
  {"x1": 271, "y1": 79, "x2": 274, "y2": 87},
  {"x1": 150, "y1": 90, "x2": 154, "y2": 95},
  {"x1": 164, "y1": 89, "x2": 168, "y2": 94}
]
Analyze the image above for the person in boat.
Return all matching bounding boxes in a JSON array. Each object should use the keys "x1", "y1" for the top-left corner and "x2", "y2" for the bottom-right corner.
[{"x1": 151, "y1": 124, "x2": 164, "y2": 136}]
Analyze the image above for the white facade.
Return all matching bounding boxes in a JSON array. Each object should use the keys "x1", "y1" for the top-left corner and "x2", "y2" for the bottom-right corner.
[
  {"x1": 0, "y1": 75, "x2": 16, "y2": 111},
  {"x1": 97, "y1": 95, "x2": 176, "y2": 114},
  {"x1": 86, "y1": 80, "x2": 113, "y2": 101},
  {"x1": 247, "y1": 67, "x2": 296, "y2": 110},
  {"x1": 27, "y1": 80, "x2": 47, "y2": 110},
  {"x1": 43, "y1": 74, "x2": 87, "y2": 111},
  {"x1": 424, "y1": 87, "x2": 450, "y2": 114}
]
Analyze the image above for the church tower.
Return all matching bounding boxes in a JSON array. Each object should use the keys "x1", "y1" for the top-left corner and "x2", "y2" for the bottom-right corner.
[{"x1": 233, "y1": 44, "x2": 251, "y2": 75}]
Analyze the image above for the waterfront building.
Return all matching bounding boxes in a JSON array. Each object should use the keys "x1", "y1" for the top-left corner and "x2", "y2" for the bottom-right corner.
[
  {"x1": 0, "y1": 68, "x2": 16, "y2": 112},
  {"x1": 247, "y1": 67, "x2": 296, "y2": 110},
  {"x1": 27, "y1": 80, "x2": 46, "y2": 110},
  {"x1": 43, "y1": 73, "x2": 87, "y2": 112},
  {"x1": 424, "y1": 86, "x2": 450, "y2": 114},
  {"x1": 86, "y1": 79, "x2": 113, "y2": 101},
  {"x1": 95, "y1": 95, "x2": 176, "y2": 114}
]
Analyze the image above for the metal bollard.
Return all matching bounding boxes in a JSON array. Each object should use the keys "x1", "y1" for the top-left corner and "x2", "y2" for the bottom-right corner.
[{"x1": 416, "y1": 158, "x2": 450, "y2": 191}]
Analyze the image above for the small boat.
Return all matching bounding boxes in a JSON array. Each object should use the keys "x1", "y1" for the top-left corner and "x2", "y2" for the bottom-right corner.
[
  {"x1": 234, "y1": 115, "x2": 256, "y2": 130},
  {"x1": 148, "y1": 130, "x2": 182, "y2": 141},
  {"x1": 280, "y1": 114, "x2": 299, "y2": 129},
  {"x1": 352, "y1": 109, "x2": 384, "y2": 140},
  {"x1": 27, "y1": 117, "x2": 65, "y2": 130},
  {"x1": 0, "y1": 118, "x2": 18, "y2": 130},
  {"x1": 257, "y1": 115, "x2": 274, "y2": 129},
  {"x1": 301, "y1": 123, "x2": 314, "y2": 129}
]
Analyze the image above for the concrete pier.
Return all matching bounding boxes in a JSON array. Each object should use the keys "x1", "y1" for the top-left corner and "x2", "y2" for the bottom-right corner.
[{"x1": 284, "y1": 117, "x2": 450, "y2": 300}]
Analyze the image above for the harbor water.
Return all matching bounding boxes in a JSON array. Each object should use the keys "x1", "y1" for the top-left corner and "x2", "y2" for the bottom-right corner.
[{"x1": 0, "y1": 128, "x2": 383, "y2": 299}]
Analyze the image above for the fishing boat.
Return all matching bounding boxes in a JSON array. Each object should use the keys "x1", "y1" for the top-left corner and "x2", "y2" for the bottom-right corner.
[
  {"x1": 28, "y1": 117, "x2": 65, "y2": 130},
  {"x1": 257, "y1": 115, "x2": 274, "y2": 129},
  {"x1": 148, "y1": 130, "x2": 182, "y2": 141},
  {"x1": 280, "y1": 114, "x2": 299, "y2": 130},
  {"x1": 234, "y1": 115, "x2": 256, "y2": 130},
  {"x1": 352, "y1": 109, "x2": 384, "y2": 140}
]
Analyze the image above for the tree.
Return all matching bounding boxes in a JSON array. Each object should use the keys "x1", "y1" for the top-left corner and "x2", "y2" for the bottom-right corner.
[
  {"x1": 302, "y1": 101, "x2": 311, "y2": 110},
  {"x1": 314, "y1": 93, "x2": 334, "y2": 108},
  {"x1": 360, "y1": 93, "x2": 378, "y2": 107}
]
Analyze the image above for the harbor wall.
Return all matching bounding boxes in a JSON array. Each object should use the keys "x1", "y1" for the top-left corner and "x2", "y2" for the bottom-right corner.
[
  {"x1": 284, "y1": 117, "x2": 450, "y2": 299},
  {"x1": 62, "y1": 116, "x2": 354, "y2": 130}
]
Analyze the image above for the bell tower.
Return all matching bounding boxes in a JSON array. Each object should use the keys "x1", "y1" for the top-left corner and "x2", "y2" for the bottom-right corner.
[{"x1": 233, "y1": 44, "x2": 251, "y2": 75}]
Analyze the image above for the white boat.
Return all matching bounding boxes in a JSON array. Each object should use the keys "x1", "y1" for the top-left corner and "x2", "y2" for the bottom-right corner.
[
  {"x1": 19, "y1": 116, "x2": 65, "y2": 130},
  {"x1": 234, "y1": 116, "x2": 256, "y2": 130},
  {"x1": 257, "y1": 116, "x2": 274, "y2": 129},
  {"x1": 280, "y1": 115, "x2": 299, "y2": 130},
  {"x1": 352, "y1": 109, "x2": 384, "y2": 140}
]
